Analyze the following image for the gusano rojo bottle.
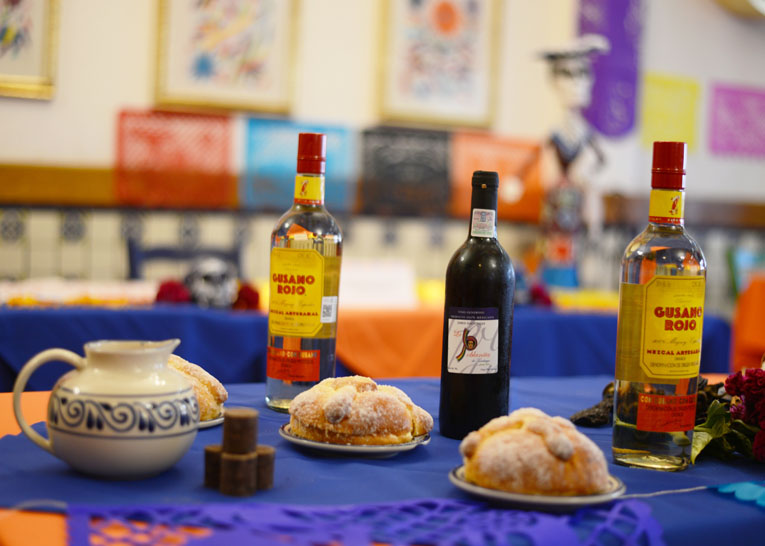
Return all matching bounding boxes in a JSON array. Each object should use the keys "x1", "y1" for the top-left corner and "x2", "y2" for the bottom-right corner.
[
  {"x1": 612, "y1": 141, "x2": 706, "y2": 471},
  {"x1": 439, "y1": 171, "x2": 516, "y2": 440},
  {"x1": 265, "y1": 133, "x2": 342, "y2": 412}
]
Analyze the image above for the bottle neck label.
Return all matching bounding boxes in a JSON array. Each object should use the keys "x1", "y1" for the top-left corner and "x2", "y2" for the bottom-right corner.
[
  {"x1": 648, "y1": 189, "x2": 684, "y2": 225},
  {"x1": 470, "y1": 208, "x2": 496, "y2": 238},
  {"x1": 294, "y1": 174, "x2": 324, "y2": 205},
  {"x1": 445, "y1": 307, "x2": 499, "y2": 375}
]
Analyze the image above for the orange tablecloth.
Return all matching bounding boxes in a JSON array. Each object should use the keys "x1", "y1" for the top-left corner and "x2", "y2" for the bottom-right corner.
[
  {"x1": 336, "y1": 307, "x2": 732, "y2": 378},
  {"x1": 337, "y1": 308, "x2": 443, "y2": 378},
  {"x1": 0, "y1": 391, "x2": 65, "y2": 546},
  {"x1": 731, "y1": 273, "x2": 765, "y2": 371}
]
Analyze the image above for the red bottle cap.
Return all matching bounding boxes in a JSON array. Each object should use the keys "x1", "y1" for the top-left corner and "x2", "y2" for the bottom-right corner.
[
  {"x1": 297, "y1": 133, "x2": 326, "y2": 175},
  {"x1": 651, "y1": 141, "x2": 686, "y2": 190}
]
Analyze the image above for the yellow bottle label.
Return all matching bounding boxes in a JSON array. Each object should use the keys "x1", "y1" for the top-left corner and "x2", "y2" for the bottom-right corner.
[
  {"x1": 294, "y1": 174, "x2": 324, "y2": 205},
  {"x1": 648, "y1": 189, "x2": 684, "y2": 225},
  {"x1": 615, "y1": 276, "x2": 705, "y2": 382},
  {"x1": 268, "y1": 247, "x2": 340, "y2": 338}
]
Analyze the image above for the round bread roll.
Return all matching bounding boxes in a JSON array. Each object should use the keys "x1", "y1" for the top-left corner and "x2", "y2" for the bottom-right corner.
[
  {"x1": 459, "y1": 407, "x2": 610, "y2": 495},
  {"x1": 288, "y1": 376, "x2": 434, "y2": 445},
  {"x1": 167, "y1": 354, "x2": 228, "y2": 421}
]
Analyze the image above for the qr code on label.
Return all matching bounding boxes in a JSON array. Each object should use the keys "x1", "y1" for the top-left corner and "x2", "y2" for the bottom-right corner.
[{"x1": 320, "y1": 296, "x2": 338, "y2": 323}]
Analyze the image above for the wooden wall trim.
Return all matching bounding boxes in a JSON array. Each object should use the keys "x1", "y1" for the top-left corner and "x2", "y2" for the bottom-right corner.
[
  {"x1": 0, "y1": 164, "x2": 239, "y2": 209},
  {"x1": 0, "y1": 164, "x2": 116, "y2": 207},
  {"x1": 603, "y1": 194, "x2": 765, "y2": 230},
  {"x1": 1, "y1": 164, "x2": 763, "y2": 229}
]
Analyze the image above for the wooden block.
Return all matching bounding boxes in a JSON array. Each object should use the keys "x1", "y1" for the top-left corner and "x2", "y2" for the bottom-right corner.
[
  {"x1": 219, "y1": 452, "x2": 258, "y2": 497},
  {"x1": 256, "y1": 445, "x2": 276, "y2": 491},
  {"x1": 222, "y1": 407, "x2": 259, "y2": 454},
  {"x1": 204, "y1": 444, "x2": 222, "y2": 489}
]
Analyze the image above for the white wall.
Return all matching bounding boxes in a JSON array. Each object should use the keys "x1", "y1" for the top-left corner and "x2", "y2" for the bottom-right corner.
[
  {"x1": 640, "y1": 0, "x2": 765, "y2": 201},
  {"x1": 0, "y1": 0, "x2": 156, "y2": 165},
  {"x1": 0, "y1": 0, "x2": 764, "y2": 202}
]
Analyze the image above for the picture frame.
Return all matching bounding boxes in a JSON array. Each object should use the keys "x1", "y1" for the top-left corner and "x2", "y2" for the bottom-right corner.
[
  {"x1": 379, "y1": 0, "x2": 499, "y2": 128},
  {"x1": 0, "y1": 0, "x2": 58, "y2": 100},
  {"x1": 155, "y1": 0, "x2": 296, "y2": 113}
]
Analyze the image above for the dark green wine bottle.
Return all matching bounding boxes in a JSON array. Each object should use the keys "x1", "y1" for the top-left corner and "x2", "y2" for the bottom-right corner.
[{"x1": 439, "y1": 171, "x2": 515, "y2": 440}]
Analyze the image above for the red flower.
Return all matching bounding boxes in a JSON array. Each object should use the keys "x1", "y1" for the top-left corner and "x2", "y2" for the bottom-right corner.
[
  {"x1": 529, "y1": 283, "x2": 553, "y2": 306},
  {"x1": 753, "y1": 430, "x2": 765, "y2": 463},
  {"x1": 755, "y1": 397, "x2": 765, "y2": 430},
  {"x1": 725, "y1": 371, "x2": 745, "y2": 397},
  {"x1": 155, "y1": 280, "x2": 191, "y2": 303},
  {"x1": 742, "y1": 368, "x2": 765, "y2": 399},
  {"x1": 232, "y1": 283, "x2": 260, "y2": 311}
]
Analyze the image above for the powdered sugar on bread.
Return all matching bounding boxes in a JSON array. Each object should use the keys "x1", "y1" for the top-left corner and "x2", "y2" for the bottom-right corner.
[
  {"x1": 460, "y1": 407, "x2": 610, "y2": 495},
  {"x1": 289, "y1": 376, "x2": 433, "y2": 445},
  {"x1": 167, "y1": 354, "x2": 228, "y2": 421}
]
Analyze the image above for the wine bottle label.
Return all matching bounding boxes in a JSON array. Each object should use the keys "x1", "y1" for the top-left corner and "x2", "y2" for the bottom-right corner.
[
  {"x1": 615, "y1": 276, "x2": 705, "y2": 382},
  {"x1": 445, "y1": 307, "x2": 499, "y2": 374},
  {"x1": 648, "y1": 189, "x2": 684, "y2": 225},
  {"x1": 294, "y1": 174, "x2": 324, "y2": 205},
  {"x1": 470, "y1": 209, "x2": 496, "y2": 238},
  {"x1": 268, "y1": 248, "x2": 340, "y2": 338},
  {"x1": 266, "y1": 347, "x2": 320, "y2": 382}
]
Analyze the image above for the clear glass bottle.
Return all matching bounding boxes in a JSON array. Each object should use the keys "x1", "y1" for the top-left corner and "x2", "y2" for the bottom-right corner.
[
  {"x1": 612, "y1": 141, "x2": 706, "y2": 471},
  {"x1": 265, "y1": 133, "x2": 342, "y2": 412},
  {"x1": 439, "y1": 171, "x2": 515, "y2": 440}
]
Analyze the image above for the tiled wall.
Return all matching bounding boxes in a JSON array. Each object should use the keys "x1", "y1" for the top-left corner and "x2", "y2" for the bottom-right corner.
[{"x1": 0, "y1": 207, "x2": 756, "y2": 319}]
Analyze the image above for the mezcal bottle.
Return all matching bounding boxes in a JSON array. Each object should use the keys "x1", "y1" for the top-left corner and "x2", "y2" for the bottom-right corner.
[
  {"x1": 265, "y1": 133, "x2": 342, "y2": 412},
  {"x1": 612, "y1": 141, "x2": 706, "y2": 471}
]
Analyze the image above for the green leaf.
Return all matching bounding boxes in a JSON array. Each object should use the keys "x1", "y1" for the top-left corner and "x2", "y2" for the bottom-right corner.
[
  {"x1": 728, "y1": 428, "x2": 754, "y2": 459},
  {"x1": 706, "y1": 438, "x2": 736, "y2": 460},
  {"x1": 694, "y1": 400, "x2": 731, "y2": 437},
  {"x1": 718, "y1": 434, "x2": 735, "y2": 452},
  {"x1": 731, "y1": 419, "x2": 760, "y2": 437},
  {"x1": 691, "y1": 430, "x2": 714, "y2": 464},
  {"x1": 691, "y1": 400, "x2": 733, "y2": 464}
]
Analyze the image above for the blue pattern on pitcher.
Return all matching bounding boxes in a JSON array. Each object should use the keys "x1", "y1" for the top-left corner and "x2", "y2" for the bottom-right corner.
[{"x1": 49, "y1": 391, "x2": 199, "y2": 435}]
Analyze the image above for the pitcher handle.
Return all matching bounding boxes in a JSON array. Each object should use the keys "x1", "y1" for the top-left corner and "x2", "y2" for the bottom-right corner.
[{"x1": 13, "y1": 349, "x2": 85, "y2": 454}]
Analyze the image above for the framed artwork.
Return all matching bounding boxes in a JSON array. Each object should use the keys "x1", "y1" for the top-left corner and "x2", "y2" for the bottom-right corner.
[
  {"x1": 0, "y1": 0, "x2": 58, "y2": 100},
  {"x1": 379, "y1": 0, "x2": 498, "y2": 128},
  {"x1": 155, "y1": 0, "x2": 296, "y2": 112}
]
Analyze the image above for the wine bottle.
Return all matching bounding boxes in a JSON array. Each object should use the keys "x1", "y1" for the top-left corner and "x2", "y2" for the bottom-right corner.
[
  {"x1": 265, "y1": 133, "x2": 343, "y2": 412},
  {"x1": 612, "y1": 141, "x2": 706, "y2": 471},
  {"x1": 439, "y1": 170, "x2": 516, "y2": 440}
]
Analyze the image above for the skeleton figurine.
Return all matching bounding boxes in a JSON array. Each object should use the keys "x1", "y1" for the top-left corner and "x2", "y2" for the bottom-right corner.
[
  {"x1": 537, "y1": 34, "x2": 610, "y2": 288},
  {"x1": 184, "y1": 256, "x2": 238, "y2": 309}
]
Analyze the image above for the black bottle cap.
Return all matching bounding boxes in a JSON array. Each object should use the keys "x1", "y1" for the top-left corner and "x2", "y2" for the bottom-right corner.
[{"x1": 471, "y1": 170, "x2": 499, "y2": 188}]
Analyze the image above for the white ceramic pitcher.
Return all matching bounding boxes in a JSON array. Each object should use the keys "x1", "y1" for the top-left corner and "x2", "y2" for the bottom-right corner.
[{"x1": 13, "y1": 339, "x2": 199, "y2": 479}]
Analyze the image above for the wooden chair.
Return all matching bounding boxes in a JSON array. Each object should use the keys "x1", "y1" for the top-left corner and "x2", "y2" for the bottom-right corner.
[{"x1": 126, "y1": 237, "x2": 242, "y2": 280}]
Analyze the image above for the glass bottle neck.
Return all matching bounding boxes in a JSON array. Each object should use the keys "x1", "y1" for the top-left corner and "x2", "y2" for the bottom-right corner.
[
  {"x1": 469, "y1": 185, "x2": 498, "y2": 238},
  {"x1": 293, "y1": 173, "x2": 325, "y2": 206},
  {"x1": 648, "y1": 188, "x2": 685, "y2": 227}
]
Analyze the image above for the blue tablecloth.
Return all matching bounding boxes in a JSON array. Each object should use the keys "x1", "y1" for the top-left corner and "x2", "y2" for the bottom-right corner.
[
  {"x1": 1, "y1": 377, "x2": 762, "y2": 545},
  {"x1": 0, "y1": 305, "x2": 732, "y2": 391}
]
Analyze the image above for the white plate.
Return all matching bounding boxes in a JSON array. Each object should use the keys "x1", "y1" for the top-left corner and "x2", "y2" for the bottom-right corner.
[
  {"x1": 198, "y1": 409, "x2": 225, "y2": 429},
  {"x1": 449, "y1": 466, "x2": 626, "y2": 511},
  {"x1": 278, "y1": 424, "x2": 430, "y2": 457}
]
